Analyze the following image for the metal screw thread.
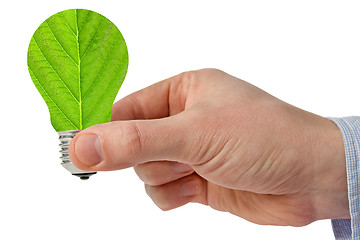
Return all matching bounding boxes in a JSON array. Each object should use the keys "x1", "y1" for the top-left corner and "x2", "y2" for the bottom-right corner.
[
  {"x1": 58, "y1": 130, "x2": 96, "y2": 180},
  {"x1": 59, "y1": 130, "x2": 79, "y2": 164}
]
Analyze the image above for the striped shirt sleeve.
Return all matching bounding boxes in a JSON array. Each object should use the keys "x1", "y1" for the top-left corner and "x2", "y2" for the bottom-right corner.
[{"x1": 329, "y1": 117, "x2": 360, "y2": 240}]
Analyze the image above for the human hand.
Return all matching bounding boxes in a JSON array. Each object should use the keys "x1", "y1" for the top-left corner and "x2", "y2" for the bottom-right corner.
[{"x1": 69, "y1": 69, "x2": 349, "y2": 226}]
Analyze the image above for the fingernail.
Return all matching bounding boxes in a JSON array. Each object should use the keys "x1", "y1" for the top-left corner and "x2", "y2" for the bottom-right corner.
[
  {"x1": 74, "y1": 134, "x2": 102, "y2": 166},
  {"x1": 172, "y1": 162, "x2": 193, "y2": 173},
  {"x1": 181, "y1": 180, "x2": 200, "y2": 197}
]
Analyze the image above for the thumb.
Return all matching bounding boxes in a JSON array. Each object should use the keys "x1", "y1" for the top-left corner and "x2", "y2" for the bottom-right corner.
[{"x1": 69, "y1": 116, "x2": 191, "y2": 171}]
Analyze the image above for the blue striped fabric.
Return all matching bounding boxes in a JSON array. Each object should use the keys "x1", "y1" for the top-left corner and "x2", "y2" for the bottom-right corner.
[{"x1": 329, "y1": 117, "x2": 360, "y2": 240}]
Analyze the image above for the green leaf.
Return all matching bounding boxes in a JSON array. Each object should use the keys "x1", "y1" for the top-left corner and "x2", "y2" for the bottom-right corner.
[{"x1": 27, "y1": 9, "x2": 128, "y2": 131}]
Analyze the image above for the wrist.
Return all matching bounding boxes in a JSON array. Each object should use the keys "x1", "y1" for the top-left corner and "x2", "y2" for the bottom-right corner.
[{"x1": 310, "y1": 118, "x2": 349, "y2": 220}]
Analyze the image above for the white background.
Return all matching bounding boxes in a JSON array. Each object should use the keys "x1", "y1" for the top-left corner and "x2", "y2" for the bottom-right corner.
[{"x1": 1, "y1": 0, "x2": 359, "y2": 239}]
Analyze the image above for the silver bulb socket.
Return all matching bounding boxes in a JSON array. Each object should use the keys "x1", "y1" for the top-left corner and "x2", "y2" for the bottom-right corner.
[{"x1": 58, "y1": 130, "x2": 97, "y2": 180}]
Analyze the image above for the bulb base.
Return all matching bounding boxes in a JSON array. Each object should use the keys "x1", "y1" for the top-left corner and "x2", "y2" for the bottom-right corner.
[{"x1": 58, "y1": 130, "x2": 97, "y2": 180}]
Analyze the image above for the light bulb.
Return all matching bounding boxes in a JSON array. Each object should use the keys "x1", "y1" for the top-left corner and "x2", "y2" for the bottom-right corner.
[{"x1": 27, "y1": 9, "x2": 129, "y2": 179}]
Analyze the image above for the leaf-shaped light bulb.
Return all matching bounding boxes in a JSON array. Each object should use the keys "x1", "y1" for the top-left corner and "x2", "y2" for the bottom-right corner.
[{"x1": 27, "y1": 9, "x2": 128, "y2": 179}]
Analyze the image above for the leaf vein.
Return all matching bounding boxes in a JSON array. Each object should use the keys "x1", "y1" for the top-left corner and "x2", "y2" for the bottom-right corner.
[
  {"x1": 78, "y1": 10, "x2": 90, "y2": 32},
  {"x1": 82, "y1": 72, "x2": 114, "y2": 126},
  {"x1": 82, "y1": 43, "x2": 122, "y2": 126},
  {"x1": 33, "y1": 38, "x2": 80, "y2": 103},
  {"x1": 29, "y1": 67, "x2": 78, "y2": 129},
  {"x1": 45, "y1": 20, "x2": 78, "y2": 67},
  {"x1": 82, "y1": 37, "x2": 119, "y2": 101},
  {"x1": 80, "y1": 18, "x2": 104, "y2": 60},
  {"x1": 60, "y1": 12, "x2": 77, "y2": 36}
]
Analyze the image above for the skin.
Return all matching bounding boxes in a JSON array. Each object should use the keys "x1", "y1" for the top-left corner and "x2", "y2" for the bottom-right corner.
[{"x1": 69, "y1": 69, "x2": 349, "y2": 227}]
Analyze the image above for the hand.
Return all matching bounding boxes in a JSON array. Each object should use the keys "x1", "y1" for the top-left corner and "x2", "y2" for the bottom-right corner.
[{"x1": 69, "y1": 69, "x2": 349, "y2": 226}]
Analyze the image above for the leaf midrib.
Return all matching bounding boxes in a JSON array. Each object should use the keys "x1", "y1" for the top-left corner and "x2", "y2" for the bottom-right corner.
[{"x1": 75, "y1": 9, "x2": 83, "y2": 130}]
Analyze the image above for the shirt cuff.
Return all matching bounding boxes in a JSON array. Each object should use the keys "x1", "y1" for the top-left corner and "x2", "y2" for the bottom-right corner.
[{"x1": 329, "y1": 117, "x2": 360, "y2": 240}]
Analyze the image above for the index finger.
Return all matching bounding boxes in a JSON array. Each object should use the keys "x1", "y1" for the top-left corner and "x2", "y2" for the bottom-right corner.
[{"x1": 111, "y1": 71, "x2": 193, "y2": 121}]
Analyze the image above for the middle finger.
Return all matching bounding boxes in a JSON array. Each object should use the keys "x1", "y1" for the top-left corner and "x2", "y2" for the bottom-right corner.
[{"x1": 134, "y1": 161, "x2": 194, "y2": 186}]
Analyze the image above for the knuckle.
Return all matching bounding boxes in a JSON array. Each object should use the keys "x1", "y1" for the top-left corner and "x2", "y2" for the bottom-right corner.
[
  {"x1": 137, "y1": 170, "x2": 163, "y2": 186},
  {"x1": 122, "y1": 122, "x2": 143, "y2": 159},
  {"x1": 206, "y1": 68, "x2": 223, "y2": 73},
  {"x1": 179, "y1": 70, "x2": 198, "y2": 82},
  {"x1": 145, "y1": 176, "x2": 164, "y2": 186},
  {"x1": 158, "y1": 205, "x2": 172, "y2": 211},
  {"x1": 172, "y1": 71, "x2": 197, "y2": 91},
  {"x1": 175, "y1": 70, "x2": 200, "y2": 94},
  {"x1": 177, "y1": 69, "x2": 223, "y2": 86},
  {"x1": 126, "y1": 95, "x2": 145, "y2": 119},
  {"x1": 156, "y1": 196, "x2": 172, "y2": 211},
  {"x1": 136, "y1": 166, "x2": 163, "y2": 186},
  {"x1": 133, "y1": 165, "x2": 147, "y2": 182},
  {"x1": 174, "y1": 69, "x2": 224, "y2": 96},
  {"x1": 145, "y1": 185, "x2": 172, "y2": 211}
]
